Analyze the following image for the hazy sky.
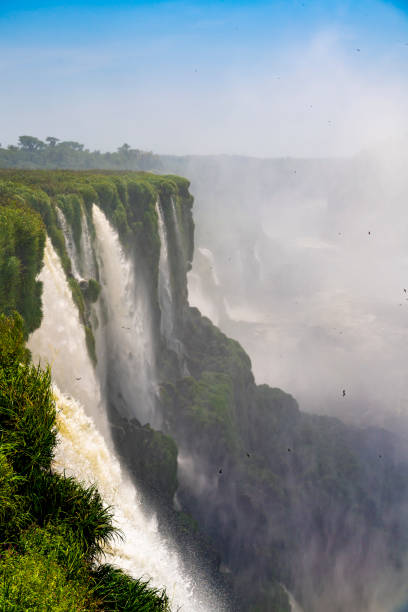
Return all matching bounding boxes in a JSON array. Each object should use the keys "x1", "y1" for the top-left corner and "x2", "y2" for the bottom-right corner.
[{"x1": 1, "y1": 0, "x2": 408, "y2": 156}]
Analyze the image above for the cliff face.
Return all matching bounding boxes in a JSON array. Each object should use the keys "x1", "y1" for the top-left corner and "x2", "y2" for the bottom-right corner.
[
  {"x1": 161, "y1": 302, "x2": 408, "y2": 611},
  {"x1": 2, "y1": 170, "x2": 408, "y2": 612},
  {"x1": 151, "y1": 175, "x2": 408, "y2": 611}
]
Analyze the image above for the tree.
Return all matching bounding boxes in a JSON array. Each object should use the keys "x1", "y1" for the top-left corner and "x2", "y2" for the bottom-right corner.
[
  {"x1": 45, "y1": 137, "x2": 59, "y2": 147},
  {"x1": 58, "y1": 141, "x2": 84, "y2": 151},
  {"x1": 118, "y1": 143, "x2": 131, "y2": 155},
  {"x1": 18, "y1": 136, "x2": 46, "y2": 151}
]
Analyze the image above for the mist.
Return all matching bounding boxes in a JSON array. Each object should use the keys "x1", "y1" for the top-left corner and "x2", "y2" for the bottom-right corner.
[{"x1": 166, "y1": 141, "x2": 408, "y2": 438}]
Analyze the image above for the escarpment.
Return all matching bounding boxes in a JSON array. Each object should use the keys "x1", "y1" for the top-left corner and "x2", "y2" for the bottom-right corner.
[{"x1": 2, "y1": 169, "x2": 408, "y2": 612}]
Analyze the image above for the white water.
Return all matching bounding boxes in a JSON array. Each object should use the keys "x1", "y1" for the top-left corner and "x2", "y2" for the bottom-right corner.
[
  {"x1": 56, "y1": 207, "x2": 82, "y2": 280},
  {"x1": 52, "y1": 384, "x2": 218, "y2": 612},
  {"x1": 79, "y1": 209, "x2": 97, "y2": 279},
  {"x1": 170, "y1": 197, "x2": 185, "y2": 264},
  {"x1": 27, "y1": 238, "x2": 106, "y2": 434},
  {"x1": 187, "y1": 247, "x2": 223, "y2": 325},
  {"x1": 157, "y1": 201, "x2": 177, "y2": 347},
  {"x1": 92, "y1": 205, "x2": 158, "y2": 426},
  {"x1": 285, "y1": 589, "x2": 304, "y2": 612},
  {"x1": 28, "y1": 232, "x2": 221, "y2": 611},
  {"x1": 157, "y1": 201, "x2": 189, "y2": 375}
]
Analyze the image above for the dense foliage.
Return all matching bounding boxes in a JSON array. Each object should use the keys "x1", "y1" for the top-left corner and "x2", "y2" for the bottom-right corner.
[
  {"x1": 0, "y1": 169, "x2": 193, "y2": 361},
  {"x1": 0, "y1": 137, "x2": 162, "y2": 172},
  {"x1": 0, "y1": 187, "x2": 45, "y2": 334},
  {"x1": 0, "y1": 313, "x2": 169, "y2": 611}
]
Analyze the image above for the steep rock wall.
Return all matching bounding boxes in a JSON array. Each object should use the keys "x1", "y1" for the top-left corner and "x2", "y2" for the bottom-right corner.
[{"x1": 3, "y1": 170, "x2": 408, "y2": 611}]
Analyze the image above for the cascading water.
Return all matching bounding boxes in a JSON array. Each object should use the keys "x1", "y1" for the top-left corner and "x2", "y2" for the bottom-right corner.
[
  {"x1": 283, "y1": 588, "x2": 304, "y2": 612},
  {"x1": 79, "y1": 209, "x2": 97, "y2": 279},
  {"x1": 92, "y1": 205, "x2": 158, "y2": 427},
  {"x1": 157, "y1": 201, "x2": 176, "y2": 345},
  {"x1": 28, "y1": 230, "x2": 224, "y2": 612},
  {"x1": 27, "y1": 237, "x2": 106, "y2": 435},
  {"x1": 157, "y1": 200, "x2": 189, "y2": 376},
  {"x1": 56, "y1": 207, "x2": 82, "y2": 280},
  {"x1": 170, "y1": 197, "x2": 187, "y2": 269},
  {"x1": 188, "y1": 247, "x2": 223, "y2": 325},
  {"x1": 52, "y1": 384, "x2": 219, "y2": 612}
]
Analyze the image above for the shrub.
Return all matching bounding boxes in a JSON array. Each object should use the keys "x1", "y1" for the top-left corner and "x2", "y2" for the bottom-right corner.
[{"x1": 90, "y1": 564, "x2": 170, "y2": 611}]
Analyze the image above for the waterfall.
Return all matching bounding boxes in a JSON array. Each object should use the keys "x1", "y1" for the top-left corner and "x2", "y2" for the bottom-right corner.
[
  {"x1": 157, "y1": 201, "x2": 188, "y2": 374},
  {"x1": 281, "y1": 587, "x2": 304, "y2": 612},
  {"x1": 27, "y1": 237, "x2": 106, "y2": 435},
  {"x1": 187, "y1": 247, "x2": 222, "y2": 325},
  {"x1": 170, "y1": 197, "x2": 185, "y2": 263},
  {"x1": 52, "y1": 384, "x2": 219, "y2": 612},
  {"x1": 56, "y1": 207, "x2": 82, "y2": 280},
  {"x1": 157, "y1": 201, "x2": 175, "y2": 344},
  {"x1": 26, "y1": 212, "x2": 224, "y2": 612},
  {"x1": 79, "y1": 209, "x2": 97, "y2": 279},
  {"x1": 92, "y1": 205, "x2": 158, "y2": 427}
]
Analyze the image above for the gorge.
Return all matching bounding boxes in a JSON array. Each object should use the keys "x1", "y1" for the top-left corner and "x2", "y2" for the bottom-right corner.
[{"x1": 1, "y1": 168, "x2": 408, "y2": 611}]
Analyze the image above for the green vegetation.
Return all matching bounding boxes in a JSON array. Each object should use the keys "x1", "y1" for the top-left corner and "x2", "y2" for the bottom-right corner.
[
  {"x1": 0, "y1": 313, "x2": 169, "y2": 611},
  {"x1": 112, "y1": 415, "x2": 178, "y2": 504},
  {"x1": 0, "y1": 170, "x2": 193, "y2": 609},
  {"x1": 0, "y1": 186, "x2": 45, "y2": 334},
  {"x1": 0, "y1": 137, "x2": 162, "y2": 172},
  {"x1": 0, "y1": 169, "x2": 193, "y2": 362}
]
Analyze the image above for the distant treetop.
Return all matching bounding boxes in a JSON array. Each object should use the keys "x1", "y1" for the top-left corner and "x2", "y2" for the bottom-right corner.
[{"x1": 0, "y1": 136, "x2": 162, "y2": 172}]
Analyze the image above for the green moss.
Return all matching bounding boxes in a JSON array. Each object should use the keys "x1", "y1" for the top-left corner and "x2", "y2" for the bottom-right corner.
[
  {"x1": 113, "y1": 417, "x2": 178, "y2": 503},
  {"x1": 85, "y1": 326, "x2": 97, "y2": 365},
  {"x1": 83, "y1": 279, "x2": 101, "y2": 303}
]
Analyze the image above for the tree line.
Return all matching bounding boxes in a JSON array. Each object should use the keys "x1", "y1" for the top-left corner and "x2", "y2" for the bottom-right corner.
[{"x1": 0, "y1": 136, "x2": 162, "y2": 171}]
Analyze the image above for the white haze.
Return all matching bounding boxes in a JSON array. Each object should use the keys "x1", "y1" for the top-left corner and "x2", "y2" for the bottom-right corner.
[{"x1": 185, "y1": 138, "x2": 408, "y2": 436}]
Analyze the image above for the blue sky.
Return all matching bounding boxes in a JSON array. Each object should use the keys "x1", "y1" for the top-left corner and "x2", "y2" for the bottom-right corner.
[{"x1": 1, "y1": 1, "x2": 408, "y2": 156}]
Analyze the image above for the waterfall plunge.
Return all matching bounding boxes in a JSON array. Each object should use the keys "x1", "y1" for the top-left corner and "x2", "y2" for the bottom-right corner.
[
  {"x1": 28, "y1": 231, "x2": 223, "y2": 612},
  {"x1": 56, "y1": 207, "x2": 82, "y2": 280},
  {"x1": 27, "y1": 237, "x2": 106, "y2": 434},
  {"x1": 92, "y1": 205, "x2": 158, "y2": 427},
  {"x1": 157, "y1": 201, "x2": 176, "y2": 344},
  {"x1": 52, "y1": 385, "x2": 217, "y2": 612},
  {"x1": 79, "y1": 209, "x2": 97, "y2": 279},
  {"x1": 157, "y1": 201, "x2": 188, "y2": 375}
]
